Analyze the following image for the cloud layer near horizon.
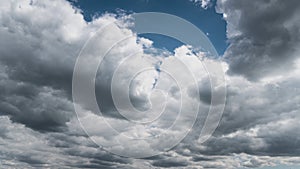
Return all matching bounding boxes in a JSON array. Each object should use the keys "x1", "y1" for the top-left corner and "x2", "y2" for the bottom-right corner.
[{"x1": 0, "y1": 0, "x2": 300, "y2": 168}]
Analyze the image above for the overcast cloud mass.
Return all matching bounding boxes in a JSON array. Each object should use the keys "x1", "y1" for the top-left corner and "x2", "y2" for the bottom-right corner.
[{"x1": 0, "y1": 0, "x2": 300, "y2": 168}]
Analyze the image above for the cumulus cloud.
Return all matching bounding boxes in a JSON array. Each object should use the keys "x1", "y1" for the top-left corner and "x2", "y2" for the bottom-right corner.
[
  {"x1": 0, "y1": 0, "x2": 300, "y2": 168},
  {"x1": 190, "y1": 0, "x2": 212, "y2": 9},
  {"x1": 216, "y1": 0, "x2": 300, "y2": 80}
]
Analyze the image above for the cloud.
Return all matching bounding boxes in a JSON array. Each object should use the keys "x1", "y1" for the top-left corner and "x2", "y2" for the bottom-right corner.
[
  {"x1": 190, "y1": 0, "x2": 212, "y2": 9},
  {"x1": 216, "y1": 0, "x2": 300, "y2": 80},
  {"x1": 194, "y1": 64, "x2": 300, "y2": 157},
  {"x1": 0, "y1": 0, "x2": 129, "y2": 129},
  {"x1": 0, "y1": 116, "x2": 135, "y2": 169},
  {"x1": 0, "y1": 0, "x2": 300, "y2": 168},
  {"x1": 0, "y1": 1, "x2": 137, "y2": 167}
]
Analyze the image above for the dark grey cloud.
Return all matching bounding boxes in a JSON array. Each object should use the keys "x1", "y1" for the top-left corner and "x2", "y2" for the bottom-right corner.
[
  {"x1": 0, "y1": 67, "x2": 73, "y2": 131},
  {"x1": 152, "y1": 158, "x2": 188, "y2": 168},
  {"x1": 217, "y1": 0, "x2": 300, "y2": 80}
]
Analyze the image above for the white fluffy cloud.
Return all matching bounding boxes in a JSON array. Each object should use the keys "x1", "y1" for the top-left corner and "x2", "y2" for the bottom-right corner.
[{"x1": 190, "y1": 0, "x2": 212, "y2": 9}]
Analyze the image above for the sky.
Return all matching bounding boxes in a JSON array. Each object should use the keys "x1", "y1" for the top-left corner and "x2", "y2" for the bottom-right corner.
[
  {"x1": 0, "y1": 0, "x2": 300, "y2": 169},
  {"x1": 68, "y1": 0, "x2": 228, "y2": 54}
]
